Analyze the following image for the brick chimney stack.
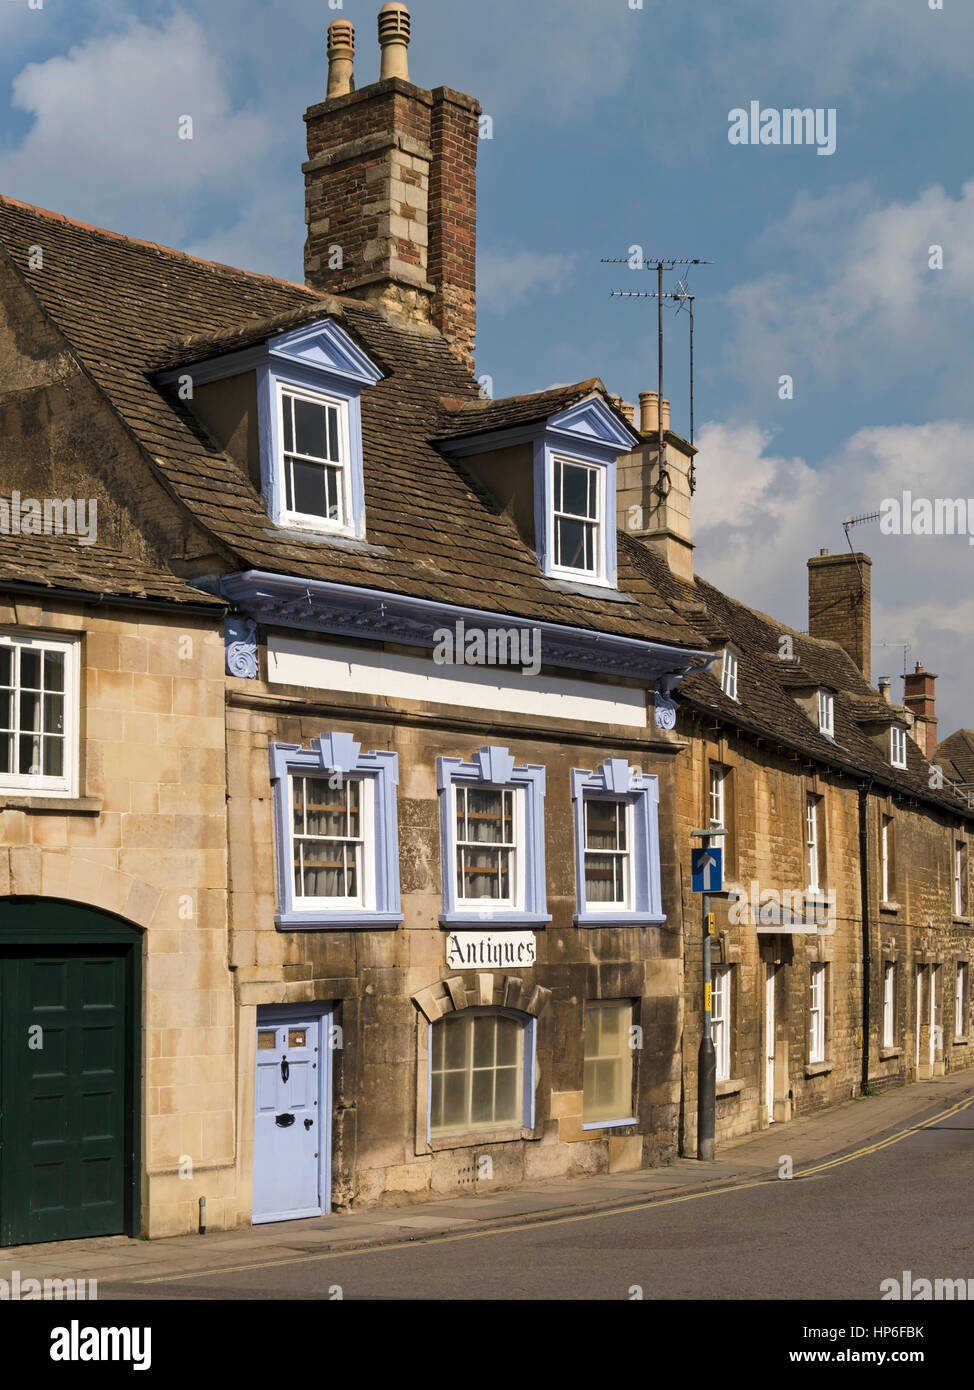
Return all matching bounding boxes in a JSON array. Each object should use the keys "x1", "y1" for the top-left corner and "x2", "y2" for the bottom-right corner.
[
  {"x1": 807, "y1": 549, "x2": 872, "y2": 682},
  {"x1": 903, "y1": 662, "x2": 939, "y2": 759},
  {"x1": 303, "y1": 4, "x2": 480, "y2": 369}
]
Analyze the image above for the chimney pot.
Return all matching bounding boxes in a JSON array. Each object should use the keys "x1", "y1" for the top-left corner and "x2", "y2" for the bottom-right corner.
[
  {"x1": 820, "y1": 548, "x2": 829, "y2": 556},
  {"x1": 639, "y1": 390, "x2": 660, "y2": 435},
  {"x1": 326, "y1": 20, "x2": 355, "y2": 98},
  {"x1": 378, "y1": 2, "x2": 411, "y2": 81},
  {"x1": 661, "y1": 397, "x2": 671, "y2": 431},
  {"x1": 620, "y1": 401, "x2": 635, "y2": 424},
  {"x1": 879, "y1": 676, "x2": 891, "y2": 703}
]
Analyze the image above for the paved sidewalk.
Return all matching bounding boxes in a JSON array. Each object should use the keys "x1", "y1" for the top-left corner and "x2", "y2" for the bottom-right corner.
[{"x1": 4, "y1": 1068, "x2": 972, "y2": 1290}]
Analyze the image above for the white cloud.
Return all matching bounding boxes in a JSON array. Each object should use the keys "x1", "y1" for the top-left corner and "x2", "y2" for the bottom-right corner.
[
  {"x1": 0, "y1": 12, "x2": 271, "y2": 246},
  {"x1": 723, "y1": 180, "x2": 974, "y2": 410},
  {"x1": 683, "y1": 0, "x2": 974, "y2": 105},
  {"x1": 694, "y1": 416, "x2": 974, "y2": 739},
  {"x1": 478, "y1": 250, "x2": 579, "y2": 311}
]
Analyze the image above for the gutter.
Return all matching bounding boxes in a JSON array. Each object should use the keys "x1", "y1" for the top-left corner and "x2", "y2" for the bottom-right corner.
[{"x1": 0, "y1": 577, "x2": 225, "y2": 617}]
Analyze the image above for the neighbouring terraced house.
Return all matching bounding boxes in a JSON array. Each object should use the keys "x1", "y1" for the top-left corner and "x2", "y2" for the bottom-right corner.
[{"x1": 0, "y1": 4, "x2": 970, "y2": 1244}]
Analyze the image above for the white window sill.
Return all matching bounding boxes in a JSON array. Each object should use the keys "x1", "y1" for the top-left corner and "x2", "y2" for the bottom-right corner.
[{"x1": 581, "y1": 1117, "x2": 637, "y2": 1131}]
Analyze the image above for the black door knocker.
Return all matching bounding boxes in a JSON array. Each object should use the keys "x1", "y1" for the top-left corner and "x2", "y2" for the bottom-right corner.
[
  {"x1": 275, "y1": 1113, "x2": 295, "y2": 1127},
  {"x1": 281, "y1": 1055, "x2": 289, "y2": 1083}
]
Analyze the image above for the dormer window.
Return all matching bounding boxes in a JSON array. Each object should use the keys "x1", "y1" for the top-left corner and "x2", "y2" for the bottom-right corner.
[
  {"x1": 552, "y1": 455, "x2": 604, "y2": 579},
  {"x1": 817, "y1": 690, "x2": 834, "y2": 737},
  {"x1": 436, "y1": 389, "x2": 634, "y2": 591},
  {"x1": 720, "y1": 648, "x2": 739, "y2": 701},
  {"x1": 158, "y1": 315, "x2": 382, "y2": 544},
  {"x1": 279, "y1": 383, "x2": 350, "y2": 528},
  {"x1": 891, "y1": 726, "x2": 907, "y2": 769}
]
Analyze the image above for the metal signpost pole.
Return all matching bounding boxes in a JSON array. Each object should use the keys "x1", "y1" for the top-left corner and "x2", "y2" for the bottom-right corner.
[{"x1": 691, "y1": 826, "x2": 726, "y2": 1162}]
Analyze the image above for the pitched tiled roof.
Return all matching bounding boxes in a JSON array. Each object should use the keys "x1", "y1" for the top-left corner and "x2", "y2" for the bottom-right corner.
[
  {"x1": 626, "y1": 541, "x2": 973, "y2": 818},
  {"x1": 0, "y1": 197, "x2": 701, "y2": 652},
  {"x1": 433, "y1": 380, "x2": 636, "y2": 442},
  {"x1": 0, "y1": 534, "x2": 223, "y2": 606},
  {"x1": 936, "y1": 730, "x2": 974, "y2": 790}
]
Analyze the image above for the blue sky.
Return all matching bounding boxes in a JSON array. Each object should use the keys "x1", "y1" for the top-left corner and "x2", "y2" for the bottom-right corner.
[{"x1": 2, "y1": 0, "x2": 973, "y2": 735}]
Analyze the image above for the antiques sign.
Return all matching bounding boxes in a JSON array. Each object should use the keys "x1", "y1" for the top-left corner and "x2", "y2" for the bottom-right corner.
[{"x1": 445, "y1": 931, "x2": 537, "y2": 969}]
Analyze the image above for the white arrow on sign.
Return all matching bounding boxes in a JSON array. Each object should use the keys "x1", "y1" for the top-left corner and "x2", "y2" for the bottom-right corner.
[{"x1": 698, "y1": 851, "x2": 719, "y2": 890}]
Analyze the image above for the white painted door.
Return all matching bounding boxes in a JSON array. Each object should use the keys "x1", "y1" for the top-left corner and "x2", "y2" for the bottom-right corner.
[
  {"x1": 916, "y1": 967, "x2": 924, "y2": 1067},
  {"x1": 253, "y1": 1008, "x2": 331, "y2": 1224},
  {"x1": 930, "y1": 965, "x2": 940, "y2": 1068},
  {"x1": 765, "y1": 964, "x2": 776, "y2": 1122}
]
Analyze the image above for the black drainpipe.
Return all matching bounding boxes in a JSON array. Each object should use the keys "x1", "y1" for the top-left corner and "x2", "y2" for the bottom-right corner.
[{"x1": 858, "y1": 779, "x2": 873, "y2": 1093}]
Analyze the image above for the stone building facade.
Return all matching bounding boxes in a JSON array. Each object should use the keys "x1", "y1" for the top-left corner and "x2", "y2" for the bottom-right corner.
[
  {"x1": 0, "y1": 541, "x2": 231, "y2": 1242},
  {"x1": 0, "y1": 4, "x2": 970, "y2": 1246},
  {"x1": 615, "y1": 413, "x2": 974, "y2": 1153}
]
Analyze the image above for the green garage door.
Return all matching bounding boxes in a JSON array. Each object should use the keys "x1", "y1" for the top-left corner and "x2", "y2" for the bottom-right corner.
[{"x1": 0, "y1": 903, "x2": 141, "y2": 1247}]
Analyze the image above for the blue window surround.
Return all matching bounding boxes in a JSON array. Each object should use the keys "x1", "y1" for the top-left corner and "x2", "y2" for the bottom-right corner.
[
  {"x1": 436, "y1": 393, "x2": 637, "y2": 590},
  {"x1": 268, "y1": 730, "x2": 403, "y2": 929},
  {"x1": 571, "y1": 759, "x2": 665, "y2": 927},
  {"x1": 426, "y1": 1008, "x2": 537, "y2": 1142},
  {"x1": 436, "y1": 745, "x2": 550, "y2": 928},
  {"x1": 158, "y1": 316, "x2": 382, "y2": 541}
]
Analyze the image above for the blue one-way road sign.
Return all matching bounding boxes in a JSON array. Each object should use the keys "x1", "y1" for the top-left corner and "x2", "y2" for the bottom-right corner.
[{"x1": 691, "y1": 847, "x2": 723, "y2": 893}]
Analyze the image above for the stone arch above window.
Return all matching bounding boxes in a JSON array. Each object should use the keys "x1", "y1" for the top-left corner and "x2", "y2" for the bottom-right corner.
[{"x1": 412, "y1": 974, "x2": 551, "y2": 1023}]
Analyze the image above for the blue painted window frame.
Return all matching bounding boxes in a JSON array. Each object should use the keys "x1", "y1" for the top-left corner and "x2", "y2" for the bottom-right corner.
[
  {"x1": 571, "y1": 759, "x2": 665, "y2": 926},
  {"x1": 258, "y1": 362, "x2": 367, "y2": 539},
  {"x1": 436, "y1": 745, "x2": 550, "y2": 927},
  {"x1": 269, "y1": 731, "x2": 403, "y2": 929},
  {"x1": 426, "y1": 1008, "x2": 537, "y2": 1142},
  {"x1": 535, "y1": 441, "x2": 617, "y2": 586}
]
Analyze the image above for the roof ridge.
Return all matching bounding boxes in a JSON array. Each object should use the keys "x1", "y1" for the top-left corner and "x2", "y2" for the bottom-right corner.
[{"x1": 0, "y1": 195, "x2": 317, "y2": 295}]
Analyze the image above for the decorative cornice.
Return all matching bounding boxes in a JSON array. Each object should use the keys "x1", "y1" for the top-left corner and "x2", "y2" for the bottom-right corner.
[{"x1": 221, "y1": 570, "x2": 716, "y2": 689}]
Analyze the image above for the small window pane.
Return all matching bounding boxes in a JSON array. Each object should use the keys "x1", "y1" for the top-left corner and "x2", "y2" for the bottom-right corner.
[
  {"x1": 293, "y1": 397, "x2": 329, "y2": 459},
  {"x1": 0, "y1": 689, "x2": 11, "y2": 731},
  {"x1": 257, "y1": 1030, "x2": 276, "y2": 1051},
  {"x1": 43, "y1": 650, "x2": 65, "y2": 693},
  {"x1": 20, "y1": 690, "x2": 41, "y2": 733},
  {"x1": 473, "y1": 1015, "x2": 495, "y2": 1069},
  {"x1": 42, "y1": 737, "x2": 64, "y2": 778},
  {"x1": 288, "y1": 1029, "x2": 307, "y2": 1048},
  {"x1": 560, "y1": 462, "x2": 593, "y2": 518},
  {"x1": 20, "y1": 650, "x2": 41, "y2": 689},
  {"x1": 43, "y1": 693, "x2": 64, "y2": 735},
  {"x1": 443, "y1": 1014, "x2": 467, "y2": 1071},
  {"x1": 19, "y1": 732, "x2": 41, "y2": 775},
  {"x1": 0, "y1": 647, "x2": 11, "y2": 687}
]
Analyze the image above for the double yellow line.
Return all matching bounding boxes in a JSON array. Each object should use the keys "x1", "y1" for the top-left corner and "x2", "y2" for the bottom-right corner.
[
  {"x1": 794, "y1": 1090, "x2": 974, "y2": 1178},
  {"x1": 135, "y1": 1090, "x2": 974, "y2": 1285}
]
